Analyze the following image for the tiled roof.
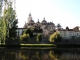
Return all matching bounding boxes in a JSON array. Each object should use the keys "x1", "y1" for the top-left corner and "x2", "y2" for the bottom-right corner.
[{"x1": 58, "y1": 29, "x2": 73, "y2": 31}]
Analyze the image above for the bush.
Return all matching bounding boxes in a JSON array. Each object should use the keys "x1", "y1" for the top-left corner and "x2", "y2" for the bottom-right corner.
[
  {"x1": 36, "y1": 33, "x2": 42, "y2": 42},
  {"x1": 49, "y1": 31, "x2": 62, "y2": 42},
  {"x1": 24, "y1": 28, "x2": 33, "y2": 38},
  {"x1": 20, "y1": 34, "x2": 30, "y2": 41}
]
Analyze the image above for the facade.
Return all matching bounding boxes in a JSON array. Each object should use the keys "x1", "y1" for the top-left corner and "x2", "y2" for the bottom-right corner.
[
  {"x1": 16, "y1": 28, "x2": 27, "y2": 37},
  {"x1": 24, "y1": 13, "x2": 55, "y2": 34},
  {"x1": 59, "y1": 29, "x2": 74, "y2": 39},
  {"x1": 16, "y1": 28, "x2": 43, "y2": 38},
  {"x1": 57, "y1": 26, "x2": 80, "y2": 39}
]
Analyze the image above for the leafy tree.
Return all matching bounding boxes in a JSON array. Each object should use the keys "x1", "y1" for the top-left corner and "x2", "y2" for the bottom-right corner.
[
  {"x1": 49, "y1": 31, "x2": 62, "y2": 42},
  {"x1": 0, "y1": 17, "x2": 8, "y2": 44},
  {"x1": 36, "y1": 33, "x2": 42, "y2": 42},
  {"x1": 56, "y1": 23, "x2": 62, "y2": 29},
  {"x1": 0, "y1": 0, "x2": 3, "y2": 17},
  {"x1": 3, "y1": 1, "x2": 18, "y2": 38},
  {"x1": 24, "y1": 28, "x2": 33, "y2": 38}
]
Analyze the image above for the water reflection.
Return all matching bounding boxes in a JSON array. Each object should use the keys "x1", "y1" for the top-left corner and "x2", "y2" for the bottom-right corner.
[{"x1": 0, "y1": 48, "x2": 80, "y2": 60}]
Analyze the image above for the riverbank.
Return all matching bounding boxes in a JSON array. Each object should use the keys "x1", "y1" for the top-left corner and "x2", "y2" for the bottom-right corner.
[
  {"x1": 56, "y1": 43, "x2": 80, "y2": 47},
  {"x1": 0, "y1": 44, "x2": 56, "y2": 47}
]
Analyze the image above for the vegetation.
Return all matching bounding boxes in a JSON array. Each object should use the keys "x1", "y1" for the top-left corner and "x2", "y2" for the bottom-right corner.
[
  {"x1": 49, "y1": 31, "x2": 62, "y2": 42},
  {"x1": 20, "y1": 44, "x2": 56, "y2": 47},
  {"x1": 20, "y1": 28, "x2": 33, "y2": 41},
  {"x1": 0, "y1": 0, "x2": 18, "y2": 44},
  {"x1": 36, "y1": 33, "x2": 42, "y2": 42},
  {"x1": 0, "y1": 15, "x2": 8, "y2": 44},
  {"x1": 0, "y1": 0, "x2": 3, "y2": 17},
  {"x1": 20, "y1": 34, "x2": 30, "y2": 41},
  {"x1": 24, "y1": 28, "x2": 33, "y2": 38},
  {"x1": 3, "y1": 2, "x2": 18, "y2": 38},
  {"x1": 56, "y1": 23, "x2": 62, "y2": 29}
]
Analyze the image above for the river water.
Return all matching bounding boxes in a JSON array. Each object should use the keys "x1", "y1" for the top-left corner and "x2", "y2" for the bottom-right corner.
[{"x1": 0, "y1": 47, "x2": 80, "y2": 60}]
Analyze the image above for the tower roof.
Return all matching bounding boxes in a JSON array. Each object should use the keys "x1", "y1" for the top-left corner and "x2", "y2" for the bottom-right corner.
[
  {"x1": 43, "y1": 17, "x2": 45, "y2": 20},
  {"x1": 29, "y1": 13, "x2": 31, "y2": 16}
]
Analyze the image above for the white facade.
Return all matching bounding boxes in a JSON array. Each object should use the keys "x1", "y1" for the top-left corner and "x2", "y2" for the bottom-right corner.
[{"x1": 58, "y1": 29, "x2": 80, "y2": 39}]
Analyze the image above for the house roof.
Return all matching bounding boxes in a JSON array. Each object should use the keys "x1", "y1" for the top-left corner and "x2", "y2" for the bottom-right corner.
[{"x1": 57, "y1": 29, "x2": 74, "y2": 31}]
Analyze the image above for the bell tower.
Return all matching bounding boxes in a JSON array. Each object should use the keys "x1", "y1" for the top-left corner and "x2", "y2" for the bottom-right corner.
[{"x1": 28, "y1": 13, "x2": 32, "y2": 23}]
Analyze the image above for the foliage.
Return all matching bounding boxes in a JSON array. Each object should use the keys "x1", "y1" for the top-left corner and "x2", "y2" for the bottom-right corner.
[
  {"x1": 36, "y1": 33, "x2": 42, "y2": 42},
  {"x1": 20, "y1": 28, "x2": 33, "y2": 41},
  {"x1": 24, "y1": 28, "x2": 33, "y2": 38},
  {"x1": 49, "y1": 31, "x2": 62, "y2": 42},
  {"x1": 0, "y1": 17, "x2": 8, "y2": 44},
  {"x1": 0, "y1": 0, "x2": 3, "y2": 16},
  {"x1": 56, "y1": 23, "x2": 62, "y2": 29},
  {"x1": 3, "y1": 1, "x2": 18, "y2": 38},
  {"x1": 20, "y1": 34, "x2": 30, "y2": 41}
]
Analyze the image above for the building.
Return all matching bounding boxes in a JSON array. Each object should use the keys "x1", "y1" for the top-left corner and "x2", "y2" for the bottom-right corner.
[
  {"x1": 16, "y1": 28, "x2": 27, "y2": 37},
  {"x1": 57, "y1": 26, "x2": 80, "y2": 39},
  {"x1": 24, "y1": 13, "x2": 55, "y2": 34}
]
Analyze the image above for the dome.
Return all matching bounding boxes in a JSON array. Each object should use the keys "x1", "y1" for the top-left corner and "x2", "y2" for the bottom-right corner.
[
  {"x1": 47, "y1": 22, "x2": 55, "y2": 25},
  {"x1": 36, "y1": 19, "x2": 40, "y2": 23},
  {"x1": 29, "y1": 20, "x2": 35, "y2": 23},
  {"x1": 41, "y1": 17, "x2": 47, "y2": 24}
]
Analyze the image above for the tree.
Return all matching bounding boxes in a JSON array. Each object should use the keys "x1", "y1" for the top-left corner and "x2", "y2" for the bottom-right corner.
[
  {"x1": 36, "y1": 33, "x2": 42, "y2": 42},
  {"x1": 56, "y1": 23, "x2": 62, "y2": 29},
  {"x1": 24, "y1": 28, "x2": 33, "y2": 38},
  {"x1": 49, "y1": 31, "x2": 62, "y2": 42},
  {"x1": 0, "y1": 0, "x2": 3, "y2": 17},
  {"x1": 66, "y1": 26, "x2": 69, "y2": 30},
  {"x1": 3, "y1": 1, "x2": 18, "y2": 38},
  {"x1": 0, "y1": 16, "x2": 8, "y2": 44}
]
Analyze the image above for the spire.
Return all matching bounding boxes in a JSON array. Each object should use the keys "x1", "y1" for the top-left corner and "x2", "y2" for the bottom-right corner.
[
  {"x1": 25, "y1": 21, "x2": 26, "y2": 24},
  {"x1": 43, "y1": 17, "x2": 45, "y2": 20},
  {"x1": 38, "y1": 19, "x2": 39, "y2": 22},
  {"x1": 28, "y1": 12, "x2": 32, "y2": 23},
  {"x1": 29, "y1": 12, "x2": 31, "y2": 16}
]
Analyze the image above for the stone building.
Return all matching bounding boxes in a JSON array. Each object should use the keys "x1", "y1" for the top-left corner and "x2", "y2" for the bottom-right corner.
[{"x1": 24, "y1": 13, "x2": 56, "y2": 36}]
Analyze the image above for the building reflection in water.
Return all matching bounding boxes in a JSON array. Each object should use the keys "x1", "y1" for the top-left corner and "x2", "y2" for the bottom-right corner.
[{"x1": 0, "y1": 48, "x2": 80, "y2": 60}]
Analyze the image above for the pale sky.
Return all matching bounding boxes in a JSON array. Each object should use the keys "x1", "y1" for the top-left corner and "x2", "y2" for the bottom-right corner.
[{"x1": 15, "y1": 0, "x2": 80, "y2": 29}]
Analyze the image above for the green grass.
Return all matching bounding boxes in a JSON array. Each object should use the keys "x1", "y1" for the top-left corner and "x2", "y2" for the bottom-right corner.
[{"x1": 20, "y1": 44, "x2": 56, "y2": 47}]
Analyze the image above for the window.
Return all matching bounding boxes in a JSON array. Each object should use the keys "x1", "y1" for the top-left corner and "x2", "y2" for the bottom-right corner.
[{"x1": 64, "y1": 34, "x2": 66, "y2": 36}]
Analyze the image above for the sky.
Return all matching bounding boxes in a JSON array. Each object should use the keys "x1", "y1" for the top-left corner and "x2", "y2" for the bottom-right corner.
[{"x1": 15, "y1": 0, "x2": 80, "y2": 29}]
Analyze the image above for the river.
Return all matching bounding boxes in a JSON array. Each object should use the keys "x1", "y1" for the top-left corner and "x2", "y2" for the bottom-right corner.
[{"x1": 0, "y1": 47, "x2": 80, "y2": 60}]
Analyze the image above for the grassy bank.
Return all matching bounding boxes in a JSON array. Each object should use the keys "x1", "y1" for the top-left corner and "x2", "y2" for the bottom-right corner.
[
  {"x1": 20, "y1": 44, "x2": 56, "y2": 47},
  {"x1": 0, "y1": 44, "x2": 56, "y2": 47}
]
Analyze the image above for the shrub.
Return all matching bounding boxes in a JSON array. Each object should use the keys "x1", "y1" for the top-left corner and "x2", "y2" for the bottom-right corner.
[
  {"x1": 49, "y1": 31, "x2": 62, "y2": 42},
  {"x1": 24, "y1": 28, "x2": 33, "y2": 38},
  {"x1": 20, "y1": 34, "x2": 30, "y2": 41},
  {"x1": 36, "y1": 33, "x2": 42, "y2": 42}
]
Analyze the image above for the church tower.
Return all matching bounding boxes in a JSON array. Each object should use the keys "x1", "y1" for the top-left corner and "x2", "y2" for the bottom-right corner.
[{"x1": 28, "y1": 13, "x2": 32, "y2": 23}]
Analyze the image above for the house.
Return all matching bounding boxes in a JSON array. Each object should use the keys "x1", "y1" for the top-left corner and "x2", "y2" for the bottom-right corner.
[
  {"x1": 59, "y1": 29, "x2": 74, "y2": 39},
  {"x1": 57, "y1": 26, "x2": 80, "y2": 39}
]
